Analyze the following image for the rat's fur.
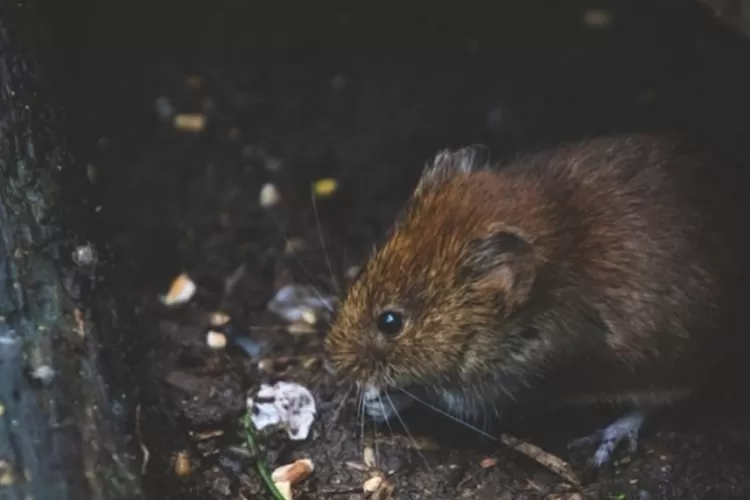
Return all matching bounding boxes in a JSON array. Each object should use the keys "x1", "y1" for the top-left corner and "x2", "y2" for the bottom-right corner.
[{"x1": 325, "y1": 134, "x2": 745, "y2": 424}]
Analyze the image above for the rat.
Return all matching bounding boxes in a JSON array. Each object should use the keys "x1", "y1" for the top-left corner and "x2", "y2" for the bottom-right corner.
[{"x1": 324, "y1": 133, "x2": 748, "y2": 467}]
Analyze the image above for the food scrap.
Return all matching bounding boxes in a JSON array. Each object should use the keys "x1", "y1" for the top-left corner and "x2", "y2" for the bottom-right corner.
[
  {"x1": 267, "y1": 284, "x2": 336, "y2": 324},
  {"x1": 161, "y1": 273, "x2": 196, "y2": 306},
  {"x1": 247, "y1": 381, "x2": 317, "y2": 440}
]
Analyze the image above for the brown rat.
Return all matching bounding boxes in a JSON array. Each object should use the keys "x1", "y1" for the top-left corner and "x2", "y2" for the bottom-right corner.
[{"x1": 324, "y1": 133, "x2": 748, "y2": 466}]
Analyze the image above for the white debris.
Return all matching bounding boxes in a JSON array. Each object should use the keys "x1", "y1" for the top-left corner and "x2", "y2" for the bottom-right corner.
[
  {"x1": 259, "y1": 183, "x2": 281, "y2": 208},
  {"x1": 267, "y1": 284, "x2": 336, "y2": 324},
  {"x1": 31, "y1": 365, "x2": 55, "y2": 385},
  {"x1": 247, "y1": 381, "x2": 317, "y2": 441}
]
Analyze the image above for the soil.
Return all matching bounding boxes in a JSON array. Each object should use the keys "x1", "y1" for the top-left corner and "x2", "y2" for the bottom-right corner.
[{"x1": 50, "y1": 1, "x2": 750, "y2": 499}]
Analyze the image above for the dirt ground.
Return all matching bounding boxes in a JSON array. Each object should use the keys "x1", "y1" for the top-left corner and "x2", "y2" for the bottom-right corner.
[{"x1": 58, "y1": 2, "x2": 750, "y2": 499}]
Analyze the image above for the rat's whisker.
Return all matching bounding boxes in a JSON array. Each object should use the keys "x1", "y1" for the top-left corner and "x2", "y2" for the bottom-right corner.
[
  {"x1": 384, "y1": 391, "x2": 431, "y2": 469},
  {"x1": 265, "y1": 210, "x2": 336, "y2": 313},
  {"x1": 325, "y1": 382, "x2": 355, "y2": 438},
  {"x1": 398, "y1": 388, "x2": 497, "y2": 441},
  {"x1": 310, "y1": 188, "x2": 343, "y2": 298}
]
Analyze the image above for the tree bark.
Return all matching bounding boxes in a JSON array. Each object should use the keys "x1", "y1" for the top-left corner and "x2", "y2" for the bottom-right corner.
[{"x1": 0, "y1": 3, "x2": 143, "y2": 499}]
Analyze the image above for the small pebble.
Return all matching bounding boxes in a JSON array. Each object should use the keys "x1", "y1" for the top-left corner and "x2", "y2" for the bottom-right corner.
[
  {"x1": 206, "y1": 331, "x2": 227, "y2": 349},
  {"x1": 259, "y1": 183, "x2": 281, "y2": 208},
  {"x1": 154, "y1": 96, "x2": 175, "y2": 120},
  {"x1": 72, "y1": 244, "x2": 97, "y2": 267}
]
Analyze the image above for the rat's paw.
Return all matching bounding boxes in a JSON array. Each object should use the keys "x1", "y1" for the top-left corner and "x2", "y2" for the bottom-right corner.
[
  {"x1": 362, "y1": 386, "x2": 413, "y2": 422},
  {"x1": 567, "y1": 409, "x2": 646, "y2": 467}
]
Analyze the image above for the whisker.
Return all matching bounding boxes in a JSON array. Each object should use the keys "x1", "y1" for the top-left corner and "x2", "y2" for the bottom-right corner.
[
  {"x1": 264, "y1": 210, "x2": 336, "y2": 314},
  {"x1": 325, "y1": 382, "x2": 354, "y2": 438},
  {"x1": 384, "y1": 391, "x2": 431, "y2": 469},
  {"x1": 310, "y1": 188, "x2": 343, "y2": 298},
  {"x1": 398, "y1": 388, "x2": 497, "y2": 441}
]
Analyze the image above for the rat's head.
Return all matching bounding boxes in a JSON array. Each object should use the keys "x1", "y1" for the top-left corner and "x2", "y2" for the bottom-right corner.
[{"x1": 325, "y1": 147, "x2": 541, "y2": 408}]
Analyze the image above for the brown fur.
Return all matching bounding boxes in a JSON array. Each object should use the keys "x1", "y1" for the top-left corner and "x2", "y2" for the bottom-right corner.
[{"x1": 325, "y1": 133, "x2": 745, "y2": 418}]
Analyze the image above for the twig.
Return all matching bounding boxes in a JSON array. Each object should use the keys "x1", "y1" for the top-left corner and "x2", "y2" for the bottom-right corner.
[
  {"x1": 498, "y1": 433, "x2": 581, "y2": 486},
  {"x1": 241, "y1": 414, "x2": 287, "y2": 500}
]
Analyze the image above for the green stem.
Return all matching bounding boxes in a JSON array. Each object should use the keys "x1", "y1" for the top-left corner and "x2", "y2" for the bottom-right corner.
[{"x1": 242, "y1": 414, "x2": 288, "y2": 500}]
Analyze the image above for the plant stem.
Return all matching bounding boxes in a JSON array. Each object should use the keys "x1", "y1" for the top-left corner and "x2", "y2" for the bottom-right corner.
[{"x1": 242, "y1": 414, "x2": 287, "y2": 500}]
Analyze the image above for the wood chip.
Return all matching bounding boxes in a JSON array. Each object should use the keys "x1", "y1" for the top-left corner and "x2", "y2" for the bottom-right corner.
[
  {"x1": 498, "y1": 433, "x2": 580, "y2": 485},
  {"x1": 363, "y1": 445, "x2": 376, "y2": 469},
  {"x1": 190, "y1": 429, "x2": 224, "y2": 441},
  {"x1": 162, "y1": 273, "x2": 196, "y2": 306},
  {"x1": 287, "y1": 322, "x2": 316, "y2": 335},
  {"x1": 173, "y1": 450, "x2": 191, "y2": 477},
  {"x1": 271, "y1": 458, "x2": 314, "y2": 485},
  {"x1": 173, "y1": 113, "x2": 206, "y2": 132}
]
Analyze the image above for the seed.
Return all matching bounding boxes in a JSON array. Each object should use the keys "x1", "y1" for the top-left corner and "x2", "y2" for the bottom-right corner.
[
  {"x1": 162, "y1": 273, "x2": 196, "y2": 306},
  {"x1": 271, "y1": 458, "x2": 314, "y2": 484}
]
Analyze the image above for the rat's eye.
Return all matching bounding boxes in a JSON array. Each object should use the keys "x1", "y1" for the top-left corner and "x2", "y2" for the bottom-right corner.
[{"x1": 376, "y1": 310, "x2": 404, "y2": 336}]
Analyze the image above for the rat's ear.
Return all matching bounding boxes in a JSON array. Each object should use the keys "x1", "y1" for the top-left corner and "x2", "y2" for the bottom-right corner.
[
  {"x1": 415, "y1": 144, "x2": 491, "y2": 195},
  {"x1": 463, "y1": 225, "x2": 536, "y2": 310}
]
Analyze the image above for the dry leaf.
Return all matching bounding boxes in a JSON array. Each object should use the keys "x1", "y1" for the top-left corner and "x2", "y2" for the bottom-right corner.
[
  {"x1": 162, "y1": 273, "x2": 196, "y2": 306},
  {"x1": 271, "y1": 458, "x2": 314, "y2": 485}
]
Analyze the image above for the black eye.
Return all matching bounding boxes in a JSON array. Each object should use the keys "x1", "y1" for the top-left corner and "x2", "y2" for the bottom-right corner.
[{"x1": 376, "y1": 310, "x2": 404, "y2": 336}]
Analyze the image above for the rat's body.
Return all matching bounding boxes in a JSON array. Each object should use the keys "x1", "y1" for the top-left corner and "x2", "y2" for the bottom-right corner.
[{"x1": 325, "y1": 134, "x2": 747, "y2": 465}]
